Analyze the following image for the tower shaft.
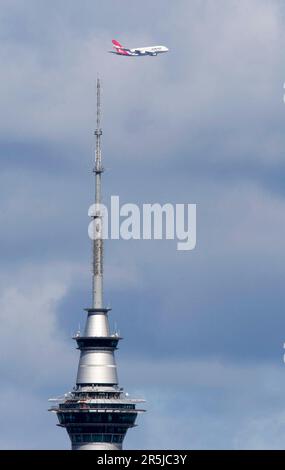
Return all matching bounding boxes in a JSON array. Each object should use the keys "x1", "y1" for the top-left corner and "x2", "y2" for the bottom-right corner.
[{"x1": 49, "y1": 79, "x2": 145, "y2": 451}]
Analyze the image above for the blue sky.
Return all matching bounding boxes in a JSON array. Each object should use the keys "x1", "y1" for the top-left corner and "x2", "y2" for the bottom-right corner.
[{"x1": 1, "y1": 0, "x2": 285, "y2": 449}]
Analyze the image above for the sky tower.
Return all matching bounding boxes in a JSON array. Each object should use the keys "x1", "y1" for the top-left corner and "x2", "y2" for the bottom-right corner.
[{"x1": 49, "y1": 79, "x2": 145, "y2": 450}]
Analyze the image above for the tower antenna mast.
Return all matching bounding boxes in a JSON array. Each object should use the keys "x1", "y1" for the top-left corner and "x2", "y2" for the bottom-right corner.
[{"x1": 93, "y1": 78, "x2": 104, "y2": 308}]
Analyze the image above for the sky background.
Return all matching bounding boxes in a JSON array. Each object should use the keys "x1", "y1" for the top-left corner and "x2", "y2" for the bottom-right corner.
[{"x1": 1, "y1": 0, "x2": 285, "y2": 449}]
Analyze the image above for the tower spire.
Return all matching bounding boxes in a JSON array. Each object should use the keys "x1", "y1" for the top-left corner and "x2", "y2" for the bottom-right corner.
[
  {"x1": 93, "y1": 78, "x2": 104, "y2": 308},
  {"x1": 49, "y1": 79, "x2": 145, "y2": 451}
]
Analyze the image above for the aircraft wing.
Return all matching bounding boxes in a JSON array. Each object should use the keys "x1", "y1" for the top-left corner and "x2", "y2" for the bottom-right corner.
[
  {"x1": 133, "y1": 49, "x2": 145, "y2": 55},
  {"x1": 133, "y1": 49, "x2": 157, "y2": 56}
]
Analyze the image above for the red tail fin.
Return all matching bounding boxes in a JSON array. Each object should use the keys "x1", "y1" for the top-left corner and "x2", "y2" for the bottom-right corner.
[
  {"x1": 112, "y1": 39, "x2": 123, "y2": 49},
  {"x1": 111, "y1": 39, "x2": 130, "y2": 55}
]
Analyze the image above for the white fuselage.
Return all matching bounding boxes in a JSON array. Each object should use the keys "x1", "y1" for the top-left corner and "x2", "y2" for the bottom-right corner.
[
  {"x1": 109, "y1": 40, "x2": 169, "y2": 57},
  {"x1": 129, "y1": 45, "x2": 168, "y2": 56}
]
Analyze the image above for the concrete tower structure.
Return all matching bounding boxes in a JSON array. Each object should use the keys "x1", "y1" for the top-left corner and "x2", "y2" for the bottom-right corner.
[{"x1": 49, "y1": 79, "x2": 145, "y2": 450}]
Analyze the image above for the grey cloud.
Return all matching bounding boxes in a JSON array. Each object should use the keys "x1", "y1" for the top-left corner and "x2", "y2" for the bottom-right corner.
[{"x1": 0, "y1": 0, "x2": 285, "y2": 450}]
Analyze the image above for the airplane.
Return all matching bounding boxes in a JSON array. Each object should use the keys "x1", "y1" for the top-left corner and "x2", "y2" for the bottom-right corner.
[{"x1": 109, "y1": 39, "x2": 169, "y2": 57}]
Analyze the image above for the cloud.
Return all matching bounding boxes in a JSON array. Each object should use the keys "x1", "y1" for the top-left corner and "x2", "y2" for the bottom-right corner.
[
  {"x1": 2, "y1": 354, "x2": 285, "y2": 449},
  {"x1": 0, "y1": 0, "x2": 285, "y2": 449},
  {"x1": 121, "y1": 358, "x2": 285, "y2": 449},
  {"x1": 0, "y1": 261, "x2": 78, "y2": 388}
]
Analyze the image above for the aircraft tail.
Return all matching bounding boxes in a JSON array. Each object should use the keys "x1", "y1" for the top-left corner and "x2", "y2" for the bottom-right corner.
[
  {"x1": 112, "y1": 39, "x2": 124, "y2": 49},
  {"x1": 111, "y1": 39, "x2": 130, "y2": 55}
]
